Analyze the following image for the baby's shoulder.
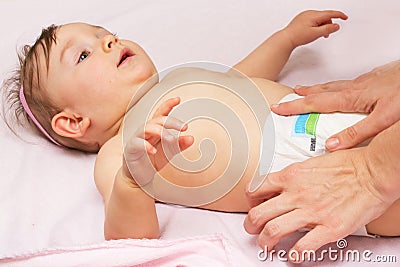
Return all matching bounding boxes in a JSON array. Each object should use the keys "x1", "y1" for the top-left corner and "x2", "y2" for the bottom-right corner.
[
  {"x1": 95, "y1": 135, "x2": 123, "y2": 176},
  {"x1": 94, "y1": 134, "x2": 123, "y2": 198}
]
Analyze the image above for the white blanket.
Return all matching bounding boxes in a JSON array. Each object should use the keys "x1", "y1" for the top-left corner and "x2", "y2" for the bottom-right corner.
[{"x1": 1, "y1": 1, "x2": 399, "y2": 266}]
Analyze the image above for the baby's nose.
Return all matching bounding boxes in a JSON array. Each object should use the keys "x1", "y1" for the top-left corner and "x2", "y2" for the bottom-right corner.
[{"x1": 102, "y1": 34, "x2": 118, "y2": 52}]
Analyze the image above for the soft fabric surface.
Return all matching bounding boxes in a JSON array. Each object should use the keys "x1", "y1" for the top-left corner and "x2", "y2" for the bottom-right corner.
[
  {"x1": 0, "y1": 234, "x2": 245, "y2": 266},
  {"x1": 1, "y1": 1, "x2": 399, "y2": 266}
]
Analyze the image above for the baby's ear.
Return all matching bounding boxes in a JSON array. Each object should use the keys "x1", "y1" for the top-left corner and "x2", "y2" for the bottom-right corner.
[{"x1": 51, "y1": 112, "x2": 90, "y2": 139}]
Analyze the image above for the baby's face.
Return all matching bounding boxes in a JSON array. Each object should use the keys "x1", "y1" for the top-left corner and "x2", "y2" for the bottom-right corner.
[{"x1": 43, "y1": 22, "x2": 157, "y2": 143}]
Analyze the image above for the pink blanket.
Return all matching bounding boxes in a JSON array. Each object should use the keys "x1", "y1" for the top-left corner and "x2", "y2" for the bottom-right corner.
[
  {"x1": 1, "y1": 1, "x2": 399, "y2": 266},
  {"x1": 0, "y1": 235, "x2": 243, "y2": 266}
]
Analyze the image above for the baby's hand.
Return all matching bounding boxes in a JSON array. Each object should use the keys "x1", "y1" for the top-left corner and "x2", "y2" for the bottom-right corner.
[
  {"x1": 123, "y1": 97, "x2": 194, "y2": 187},
  {"x1": 283, "y1": 10, "x2": 348, "y2": 48}
]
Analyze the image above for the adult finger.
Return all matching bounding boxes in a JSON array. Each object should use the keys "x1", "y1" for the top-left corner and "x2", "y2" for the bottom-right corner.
[
  {"x1": 289, "y1": 226, "x2": 338, "y2": 263},
  {"x1": 257, "y1": 209, "x2": 310, "y2": 250},
  {"x1": 245, "y1": 191, "x2": 280, "y2": 209},
  {"x1": 245, "y1": 172, "x2": 286, "y2": 200},
  {"x1": 244, "y1": 194, "x2": 294, "y2": 234},
  {"x1": 326, "y1": 107, "x2": 395, "y2": 151},
  {"x1": 272, "y1": 91, "x2": 354, "y2": 115},
  {"x1": 294, "y1": 80, "x2": 351, "y2": 95}
]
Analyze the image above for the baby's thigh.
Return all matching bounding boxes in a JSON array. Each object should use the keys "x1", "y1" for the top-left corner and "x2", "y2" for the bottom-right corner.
[{"x1": 366, "y1": 198, "x2": 400, "y2": 236}]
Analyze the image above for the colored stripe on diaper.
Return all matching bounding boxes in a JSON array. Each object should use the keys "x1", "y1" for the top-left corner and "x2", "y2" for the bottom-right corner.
[{"x1": 293, "y1": 113, "x2": 320, "y2": 137}]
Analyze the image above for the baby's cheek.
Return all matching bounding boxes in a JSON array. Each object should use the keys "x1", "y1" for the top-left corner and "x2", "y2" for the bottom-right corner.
[{"x1": 132, "y1": 62, "x2": 156, "y2": 83}]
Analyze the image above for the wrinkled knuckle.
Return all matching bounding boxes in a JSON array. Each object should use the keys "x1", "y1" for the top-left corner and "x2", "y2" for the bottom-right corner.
[
  {"x1": 293, "y1": 240, "x2": 310, "y2": 254},
  {"x1": 300, "y1": 210, "x2": 315, "y2": 223},
  {"x1": 302, "y1": 95, "x2": 315, "y2": 106},
  {"x1": 320, "y1": 83, "x2": 330, "y2": 90},
  {"x1": 344, "y1": 87, "x2": 356, "y2": 97},
  {"x1": 344, "y1": 126, "x2": 358, "y2": 141},
  {"x1": 341, "y1": 90, "x2": 354, "y2": 107},
  {"x1": 247, "y1": 208, "x2": 262, "y2": 228},
  {"x1": 285, "y1": 163, "x2": 302, "y2": 177},
  {"x1": 276, "y1": 164, "x2": 301, "y2": 184},
  {"x1": 380, "y1": 113, "x2": 395, "y2": 128},
  {"x1": 263, "y1": 222, "x2": 281, "y2": 239}
]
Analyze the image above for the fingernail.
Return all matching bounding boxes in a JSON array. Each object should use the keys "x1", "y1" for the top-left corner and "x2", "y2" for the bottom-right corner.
[
  {"x1": 271, "y1": 104, "x2": 279, "y2": 109},
  {"x1": 294, "y1": 85, "x2": 302, "y2": 90},
  {"x1": 326, "y1": 138, "x2": 339, "y2": 149}
]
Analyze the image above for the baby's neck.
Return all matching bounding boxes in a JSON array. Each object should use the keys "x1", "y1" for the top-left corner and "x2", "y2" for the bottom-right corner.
[{"x1": 126, "y1": 75, "x2": 160, "y2": 113}]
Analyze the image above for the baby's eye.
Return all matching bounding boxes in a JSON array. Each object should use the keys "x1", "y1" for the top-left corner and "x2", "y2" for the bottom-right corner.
[{"x1": 78, "y1": 51, "x2": 90, "y2": 63}]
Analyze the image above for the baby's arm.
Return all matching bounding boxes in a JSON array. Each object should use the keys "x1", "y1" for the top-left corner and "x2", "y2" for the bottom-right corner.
[
  {"x1": 95, "y1": 137, "x2": 159, "y2": 240},
  {"x1": 233, "y1": 10, "x2": 347, "y2": 81},
  {"x1": 95, "y1": 98, "x2": 193, "y2": 240}
]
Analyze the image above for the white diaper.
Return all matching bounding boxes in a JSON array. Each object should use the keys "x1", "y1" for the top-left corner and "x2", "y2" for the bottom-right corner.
[
  {"x1": 264, "y1": 94, "x2": 366, "y2": 173},
  {"x1": 259, "y1": 94, "x2": 377, "y2": 238}
]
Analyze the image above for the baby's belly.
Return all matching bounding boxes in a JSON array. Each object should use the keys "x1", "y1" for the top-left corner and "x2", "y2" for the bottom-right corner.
[
  {"x1": 153, "y1": 106, "x2": 261, "y2": 212},
  {"x1": 135, "y1": 67, "x2": 293, "y2": 212}
]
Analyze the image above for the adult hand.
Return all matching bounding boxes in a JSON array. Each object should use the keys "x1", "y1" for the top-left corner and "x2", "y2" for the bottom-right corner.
[
  {"x1": 244, "y1": 146, "x2": 395, "y2": 262},
  {"x1": 272, "y1": 60, "x2": 400, "y2": 151}
]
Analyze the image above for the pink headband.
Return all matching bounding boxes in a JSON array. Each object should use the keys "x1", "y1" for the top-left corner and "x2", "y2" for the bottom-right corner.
[{"x1": 19, "y1": 86, "x2": 62, "y2": 146}]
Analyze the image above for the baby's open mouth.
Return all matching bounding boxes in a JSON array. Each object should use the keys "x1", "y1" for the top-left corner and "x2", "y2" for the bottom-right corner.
[{"x1": 117, "y1": 48, "x2": 134, "y2": 67}]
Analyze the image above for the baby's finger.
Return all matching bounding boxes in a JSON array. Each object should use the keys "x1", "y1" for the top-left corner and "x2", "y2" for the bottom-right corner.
[
  {"x1": 152, "y1": 97, "x2": 181, "y2": 118},
  {"x1": 124, "y1": 137, "x2": 158, "y2": 186},
  {"x1": 125, "y1": 137, "x2": 157, "y2": 162},
  {"x1": 319, "y1": 23, "x2": 340, "y2": 38},
  {"x1": 160, "y1": 130, "x2": 183, "y2": 160},
  {"x1": 317, "y1": 10, "x2": 348, "y2": 21},
  {"x1": 136, "y1": 123, "x2": 163, "y2": 140},
  {"x1": 178, "y1": 135, "x2": 194, "y2": 152},
  {"x1": 149, "y1": 116, "x2": 188, "y2": 132}
]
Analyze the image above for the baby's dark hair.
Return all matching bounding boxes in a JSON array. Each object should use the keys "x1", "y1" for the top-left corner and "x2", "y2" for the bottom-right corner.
[{"x1": 1, "y1": 25, "x2": 99, "y2": 153}]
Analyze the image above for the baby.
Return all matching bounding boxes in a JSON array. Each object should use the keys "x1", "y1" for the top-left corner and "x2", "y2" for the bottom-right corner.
[{"x1": 2, "y1": 10, "x2": 399, "y2": 241}]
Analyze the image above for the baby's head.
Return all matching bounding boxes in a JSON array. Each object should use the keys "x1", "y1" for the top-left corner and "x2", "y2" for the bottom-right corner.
[{"x1": 2, "y1": 22, "x2": 157, "y2": 152}]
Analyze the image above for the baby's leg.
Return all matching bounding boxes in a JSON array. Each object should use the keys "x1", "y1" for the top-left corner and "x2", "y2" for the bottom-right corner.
[{"x1": 366, "y1": 199, "x2": 400, "y2": 236}]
